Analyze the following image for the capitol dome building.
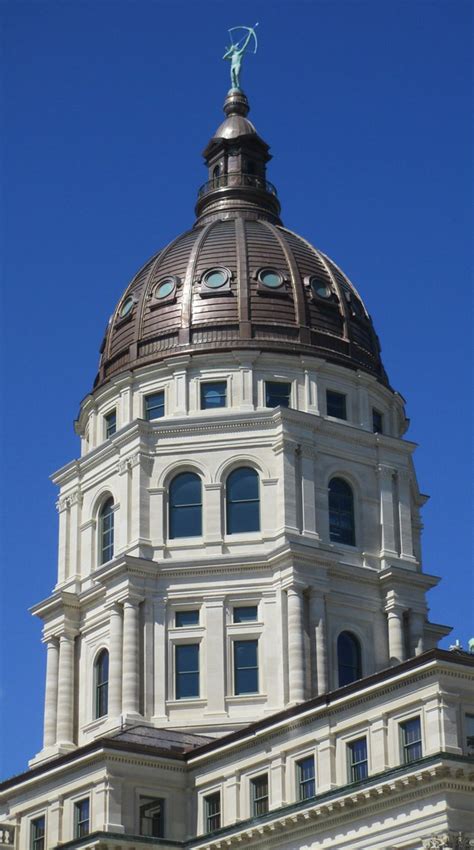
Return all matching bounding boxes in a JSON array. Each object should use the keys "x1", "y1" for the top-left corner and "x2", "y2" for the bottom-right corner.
[{"x1": 0, "y1": 61, "x2": 473, "y2": 850}]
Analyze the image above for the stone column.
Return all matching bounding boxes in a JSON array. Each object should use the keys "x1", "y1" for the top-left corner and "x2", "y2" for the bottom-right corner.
[
  {"x1": 204, "y1": 596, "x2": 226, "y2": 717},
  {"x1": 397, "y1": 469, "x2": 415, "y2": 560},
  {"x1": 301, "y1": 450, "x2": 319, "y2": 540},
  {"x1": 377, "y1": 464, "x2": 398, "y2": 560},
  {"x1": 224, "y1": 775, "x2": 240, "y2": 825},
  {"x1": 309, "y1": 589, "x2": 328, "y2": 696},
  {"x1": 56, "y1": 632, "x2": 76, "y2": 746},
  {"x1": 43, "y1": 638, "x2": 60, "y2": 747},
  {"x1": 410, "y1": 610, "x2": 425, "y2": 656},
  {"x1": 386, "y1": 605, "x2": 405, "y2": 665},
  {"x1": 56, "y1": 499, "x2": 68, "y2": 585},
  {"x1": 122, "y1": 599, "x2": 141, "y2": 718},
  {"x1": 287, "y1": 587, "x2": 305, "y2": 703},
  {"x1": 108, "y1": 603, "x2": 123, "y2": 718}
]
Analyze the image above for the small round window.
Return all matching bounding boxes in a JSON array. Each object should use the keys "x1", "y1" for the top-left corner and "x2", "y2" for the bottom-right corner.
[
  {"x1": 155, "y1": 278, "x2": 175, "y2": 299},
  {"x1": 259, "y1": 269, "x2": 283, "y2": 288},
  {"x1": 310, "y1": 278, "x2": 332, "y2": 299},
  {"x1": 203, "y1": 268, "x2": 229, "y2": 289},
  {"x1": 119, "y1": 296, "x2": 135, "y2": 317}
]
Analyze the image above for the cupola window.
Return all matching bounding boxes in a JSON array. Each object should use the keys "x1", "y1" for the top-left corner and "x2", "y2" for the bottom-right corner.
[
  {"x1": 201, "y1": 381, "x2": 227, "y2": 409},
  {"x1": 328, "y1": 478, "x2": 355, "y2": 546},
  {"x1": 104, "y1": 409, "x2": 117, "y2": 439},
  {"x1": 169, "y1": 472, "x2": 202, "y2": 538},
  {"x1": 326, "y1": 389, "x2": 347, "y2": 420},
  {"x1": 265, "y1": 380, "x2": 291, "y2": 408},
  {"x1": 202, "y1": 268, "x2": 230, "y2": 289},
  {"x1": 258, "y1": 268, "x2": 283, "y2": 288},
  {"x1": 99, "y1": 497, "x2": 114, "y2": 564},
  {"x1": 155, "y1": 278, "x2": 175, "y2": 299},
  {"x1": 94, "y1": 649, "x2": 109, "y2": 718},
  {"x1": 226, "y1": 467, "x2": 260, "y2": 534},
  {"x1": 372, "y1": 408, "x2": 383, "y2": 433},
  {"x1": 119, "y1": 296, "x2": 134, "y2": 318},
  {"x1": 310, "y1": 277, "x2": 332, "y2": 299},
  {"x1": 212, "y1": 165, "x2": 221, "y2": 187},
  {"x1": 337, "y1": 631, "x2": 362, "y2": 686},
  {"x1": 145, "y1": 391, "x2": 165, "y2": 420}
]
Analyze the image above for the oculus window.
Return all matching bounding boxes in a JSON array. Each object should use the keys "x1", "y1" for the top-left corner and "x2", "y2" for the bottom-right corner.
[
  {"x1": 175, "y1": 644, "x2": 199, "y2": 699},
  {"x1": 296, "y1": 756, "x2": 316, "y2": 800},
  {"x1": 94, "y1": 649, "x2": 109, "y2": 718},
  {"x1": 337, "y1": 631, "x2": 362, "y2": 686},
  {"x1": 328, "y1": 478, "x2": 355, "y2": 546},
  {"x1": 31, "y1": 817, "x2": 45, "y2": 850},
  {"x1": 226, "y1": 467, "x2": 260, "y2": 534},
  {"x1": 175, "y1": 609, "x2": 200, "y2": 628},
  {"x1": 99, "y1": 497, "x2": 114, "y2": 564},
  {"x1": 169, "y1": 472, "x2": 202, "y2": 539},
  {"x1": 145, "y1": 391, "x2": 165, "y2": 421},
  {"x1": 119, "y1": 296, "x2": 134, "y2": 318},
  {"x1": 201, "y1": 381, "x2": 227, "y2": 410},
  {"x1": 258, "y1": 268, "x2": 283, "y2": 289},
  {"x1": 310, "y1": 277, "x2": 332, "y2": 299},
  {"x1": 400, "y1": 717, "x2": 422, "y2": 764},
  {"x1": 74, "y1": 799, "x2": 90, "y2": 839},
  {"x1": 251, "y1": 774, "x2": 269, "y2": 816},
  {"x1": 348, "y1": 737, "x2": 368, "y2": 782},
  {"x1": 234, "y1": 639, "x2": 259, "y2": 695},
  {"x1": 139, "y1": 797, "x2": 164, "y2": 838},
  {"x1": 155, "y1": 278, "x2": 175, "y2": 299},
  {"x1": 204, "y1": 792, "x2": 221, "y2": 833},
  {"x1": 202, "y1": 268, "x2": 229, "y2": 289},
  {"x1": 326, "y1": 389, "x2": 347, "y2": 420},
  {"x1": 233, "y1": 606, "x2": 258, "y2": 623},
  {"x1": 265, "y1": 381, "x2": 291, "y2": 408},
  {"x1": 105, "y1": 409, "x2": 117, "y2": 439}
]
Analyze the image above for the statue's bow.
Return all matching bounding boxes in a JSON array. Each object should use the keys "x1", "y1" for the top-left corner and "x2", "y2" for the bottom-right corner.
[{"x1": 228, "y1": 24, "x2": 258, "y2": 54}]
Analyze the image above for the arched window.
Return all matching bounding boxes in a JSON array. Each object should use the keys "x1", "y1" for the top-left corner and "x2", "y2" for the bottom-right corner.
[
  {"x1": 95, "y1": 649, "x2": 109, "y2": 718},
  {"x1": 99, "y1": 497, "x2": 114, "y2": 564},
  {"x1": 213, "y1": 164, "x2": 220, "y2": 187},
  {"x1": 328, "y1": 478, "x2": 355, "y2": 546},
  {"x1": 226, "y1": 467, "x2": 260, "y2": 534},
  {"x1": 169, "y1": 472, "x2": 202, "y2": 539},
  {"x1": 337, "y1": 631, "x2": 362, "y2": 686}
]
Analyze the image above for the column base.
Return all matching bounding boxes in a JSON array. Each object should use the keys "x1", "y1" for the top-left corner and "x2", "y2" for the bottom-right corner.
[{"x1": 29, "y1": 741, "x2": 76, "y2": 766}]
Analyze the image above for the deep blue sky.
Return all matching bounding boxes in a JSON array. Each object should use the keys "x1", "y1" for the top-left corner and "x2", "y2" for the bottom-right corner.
[{"x1": 1, "y1": 1, "x2": 472, "y2": 777}]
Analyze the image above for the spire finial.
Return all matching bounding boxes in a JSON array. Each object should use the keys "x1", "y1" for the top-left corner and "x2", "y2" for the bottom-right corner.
[{"x1": 223, "y1": 24, "x2": 259, "y2": 91}]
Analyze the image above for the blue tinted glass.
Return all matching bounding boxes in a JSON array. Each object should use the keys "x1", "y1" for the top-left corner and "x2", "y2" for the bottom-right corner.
[
  {"x1": 100, "y1": 499, "x2": 114, "y2": 564},
  {"x1": 265, "y1": 381, "x2": 291, "y2": 408},
  {"x1": 176, "y1": 644, "x2": 199, "y2": 699},
  {"x1": 260, "y1": 270, "x2": 282, "y2": 288},
  {"x1": 233, "y1": 606, "x2": 258, "y2": 623},
  {"x1": 404, "y1": 718, "x2": 421, "y2": 744},
  {"x1": 228, "y1": 501, "x2": 259, "y2": 534},
  {"x1": 170, "y1": 473, "x2": 202, "y2": 539},
  {"x1": 201, "y1": 381, "x2": 227, "y2": 409},
  {"x1": 227, "y1": 468, "x2": 260, "y2": 535},
  {"x1": 337, "y1": 632, "x2": 362, "y2": 686},
  {"x1": 176, "y1": 610, "x2": 199, "y2": 627},
  {"x1": 96, "y1": 650, "x2": 109, "y2": 684},
  {"x1": 227, "y1": 468, "x2": 259, "y2": 501},
  {"x1": 297, "y1": 757, "x2": 315, "y2": 799},
  {"x1": 234, "y1": 640, "x2": 258, "y2": 694},
  {"x1": 145, "y1": 392, "x2": 165, "y2": 420},
  {"x1": 326, "y1": 390, "x2": 347, "y2": 419},
  {"x1": 329, "y1": 479, "x2": 355, "y2": 546},
  {"x1": 105, "y1": 410, "x2": 116, "y2": 437}
]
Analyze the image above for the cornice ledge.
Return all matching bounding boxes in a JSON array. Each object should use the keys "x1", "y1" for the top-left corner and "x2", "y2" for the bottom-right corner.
[
  {"x1": 379, "y1": 566, "x2": 441, "y2": 590},
  {"x1": 30, "y1": 590, "x2": 81, "y2": 621}
]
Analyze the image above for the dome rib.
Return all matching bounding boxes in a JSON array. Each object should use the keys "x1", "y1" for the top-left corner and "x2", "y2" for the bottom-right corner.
[
  {"x1": 264, "y1": 221, "x2": 308, "y2": 333},
  {"x1": 180, "y1": 223, "x2": 214, "y2": 346}
]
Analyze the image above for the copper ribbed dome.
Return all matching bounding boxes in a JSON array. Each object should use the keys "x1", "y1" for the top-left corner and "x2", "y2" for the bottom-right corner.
[{"x1": 94, "y1": 91, "x2": 388, "y2": 389}]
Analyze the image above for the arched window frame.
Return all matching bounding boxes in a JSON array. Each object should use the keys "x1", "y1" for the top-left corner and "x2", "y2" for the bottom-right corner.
[
  {"x1": 168, "y1": 471, "x2": 202, "y2": 540},
  {"x1": 225, "y1": 466, "x2": 260, "y2": 535},
  {"x1": 337, "y1": 631, "x2": 362, "y2": 687},
  {"x1": 328, "y1": 477, "x2": 356, "y2": 546},
  {"x1": 94, "y1": 648, "x2": 109, "y2": 718},
  {"x1": 98, "y1": 496, "x2": 115, "y2": 565}
]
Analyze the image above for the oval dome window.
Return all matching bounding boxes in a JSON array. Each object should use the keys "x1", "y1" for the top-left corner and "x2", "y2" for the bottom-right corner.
[
  {"x1": 119, "y1": 296, "x2": 135, "y2": 317},
  {"x1": 310, "y1": 278, "x2": 332, "y2": 299},
  {"x1": 156, "y1": 279, "x2": 175, "y2": 299},
  {"x1": 259, "y1": 269, "x2": 283, "y2": 288},
  {"x1": 203, "y1": 268, "x2": 229, "y2": 289}
]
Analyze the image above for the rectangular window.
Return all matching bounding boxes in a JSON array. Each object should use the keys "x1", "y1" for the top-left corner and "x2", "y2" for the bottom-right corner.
[
  {"x1": 74, "y1": 798, "x2": 90, "y2": 838},
  {"x1": 296, "y1": 755, "x2": 316, "y2": 800},
  {"x1": 204, "y1": 791, "x2": 221, "y2": 832},
  {"x1": 234, "y1": 640, "x2": 258, "y2": 695},
  {"x1": 201, "y1": 381, "x2": 227, "y2": 409},
  {"x1": 105, "y1": 409, "x2": 117, "y2": 438},
  {"x1": 30, "y1": 816, "x2": 45, "y2": 850},
  {"x1": 466, "y1": 714, "x2": 474, "y2": 753},
  {"x1": 139, "y1": 797, "x2": 164, "y2": 838},
  {"x1": 265, "y1": 381, "x2": 291, "y2": 408},
  {"x1": 175, "y1": 609, "x2": 200, "y2": 627},
  {"x1": 400, "y1": 717, "x2": 422, "y2": 764},
  {"x1": 175, "y1": 644, "x2": 199, "y2": 699},
  {"x1": 348, "y1": 737, "x2": 368, "y2": 782},
  {"x1": 326, "y1": 389, "x2": 347, "y2": 420},
  {"x1": 251, "y1": 774, "x2": 269, "y2": 816},
  {"x1": 372, "y1": 408, "x2": 383, "y2": 433},
  {"x1": 233, "y1": 606, "x2": 258, "y2": 623},
  {"x1": 145, "y1": 391, "x2": 165, "y2": 421}
]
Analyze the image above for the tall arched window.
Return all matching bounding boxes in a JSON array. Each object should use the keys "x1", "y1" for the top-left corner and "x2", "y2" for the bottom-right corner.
[
  {"x1": 212, "y1": 164, "x2": 221, "y2": 187},
  {"x1": 99, "y1": 497, "x2": 114, "y2": 564},
  {"x1": 328, "y1": 478, "x2": 355, "y2": 546},
  {"x1": 226, "y1": 467, "x2": 260, "y2": 534},
  {"x1": 337, "y1": 631, "x2": 362, "y2": 686},
  {"x1": 95, "y1": 649, "x2": 109, "y2": 718},
  {"x1": 169, "y1": 472, "x2": 202, "y2": 539}
]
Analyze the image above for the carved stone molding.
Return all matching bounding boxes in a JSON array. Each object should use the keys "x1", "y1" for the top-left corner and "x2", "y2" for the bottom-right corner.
[
  {"x1": 423, "y1": 834, "x2": 474, "y2": 849},
  {"x1": 56, "y1": 490, "x2": 83, "y2": 512}
]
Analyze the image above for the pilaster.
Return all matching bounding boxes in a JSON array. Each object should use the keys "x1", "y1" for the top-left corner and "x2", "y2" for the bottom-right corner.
[{"x1": 204, "y1": 596, "x2": 226, "y2": 717}]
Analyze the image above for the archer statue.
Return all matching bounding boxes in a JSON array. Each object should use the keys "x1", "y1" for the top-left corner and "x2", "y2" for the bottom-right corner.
[{"x1": 223, "y1": 24, "x2": 258, "y2": 90}]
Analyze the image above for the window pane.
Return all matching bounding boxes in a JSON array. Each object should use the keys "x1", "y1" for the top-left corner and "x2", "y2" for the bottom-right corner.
[
  {"x1": 95, "y1": 649, "x2": 109, "y2": 718},
  {"x1": 233, "y1": 606, "x2": 258, "y2": 623},
  {"x1": 100, "y1": 498, "x2": 114, "y2": 564},
  {"x1": 349, "y1": 737, "x2": 368, "y2": 782},
  {"x1": 226, "y1": 468, "x2": 260, "y2": 534},
  {"x1": 265, "y1": 381, "x2": 291, "y2": 408},
  {"x1": 337, "y1": 632, "x2": 362, "y2": 686},
  {"x1": 329, "y1": 478, "x2": 355, "y2": 546},
  {"x1": 326, "y1": 390, "x2": 347, "y2": 419},
  {"x1": 140, "y1": 797, "x2": 164, "y2": 838},
  {"x1": 176, "y1": 610, "x2": 200, "y2": 627},
  {"x1": 75, "y1": 799, "x2": 90, "y2": 838},
  {"x1": 31, "y1": 816, "x2": 45, "y2": 850},
  {"x1": 297, "y1": 756, "x2": 316, "y2": 800},
  {"x1": 372, "y1": 408, "x2": 383, "y2": 433},
  {"x1": 176, "y1": 644, "x2": 199, "y2": 699},
  {"x1": 145, "y1": 391, "x2": 165, "y2": 420},
  {"x1": 105, "y1": 410, "x2": 117, "y2": 438},
  {"x1": 227, "y1": 468, "x2": 259, "y2": 501},
  {"x1": 201, "y1": 381, "x2": 227, "y2": 409},
  {"x1": 401, "y1": 717, "x2": 422, "y2": 763},
  {"x1": 251, "y1": 775, "x2": 268, "y2": 816},
  {"x1": 234, "y1": 640, "x2": 258, "y2": 695},
  {"x1": 170, "y1": 473, "x2": 202, "y2": 539},
  {"x1": 227, "y1": 501, "x2": 259, "y2": 534},
  {"x1": 205, "y1": 792, "x2": 221, "y2": 832}
]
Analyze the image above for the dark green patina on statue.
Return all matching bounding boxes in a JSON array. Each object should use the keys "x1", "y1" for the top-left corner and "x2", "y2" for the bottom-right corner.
[{"x1": 223, "y1": 24, "x2": 258, "y2": 91}]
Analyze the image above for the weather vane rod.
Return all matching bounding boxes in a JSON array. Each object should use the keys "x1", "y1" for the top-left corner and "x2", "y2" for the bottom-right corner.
[{"x1": 223, "y1": 23, "x2": 259, "y2": 91}]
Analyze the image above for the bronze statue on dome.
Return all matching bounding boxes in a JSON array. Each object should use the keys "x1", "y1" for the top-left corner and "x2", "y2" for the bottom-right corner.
[{"x1": 223, "y1": 24, "x2": 258, "y2": 91}]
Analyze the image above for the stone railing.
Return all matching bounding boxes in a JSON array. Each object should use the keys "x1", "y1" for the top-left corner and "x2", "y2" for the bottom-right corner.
[{"x1": 0, "y1": 825, "x2": 15, "y2": 846}]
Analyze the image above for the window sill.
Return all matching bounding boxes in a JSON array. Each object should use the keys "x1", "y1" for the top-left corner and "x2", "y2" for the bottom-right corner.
[
  {"x1": 166, "y1": 698, "x2": 207, "y2": 709},
  {"x1": 226, "y1": 693, "x2": 267, "y2": 705}
]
